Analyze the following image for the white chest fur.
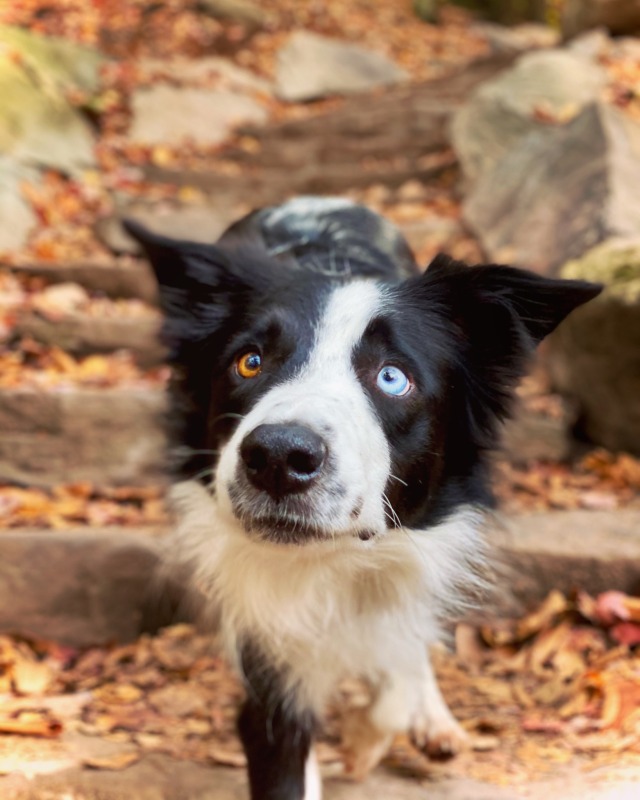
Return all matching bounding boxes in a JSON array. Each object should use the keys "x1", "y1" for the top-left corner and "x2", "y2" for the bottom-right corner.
[{"x1": 168, "y1": 480, "x2": 485, "y2": 713}]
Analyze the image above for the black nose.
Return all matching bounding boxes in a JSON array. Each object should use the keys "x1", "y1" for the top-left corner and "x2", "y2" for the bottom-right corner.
[{"x1": 240, "y1": 424, "x2": 327, "y2": 500}]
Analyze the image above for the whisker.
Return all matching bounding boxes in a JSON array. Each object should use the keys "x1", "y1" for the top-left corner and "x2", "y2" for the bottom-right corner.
[
  {"x1": 388, "y1": 473, "x2": 408, "y2": 487},
  {"x1": 190, "y1": 466, "x2": 216, "y2": 483},
  {"x1": 382, "y1": 492, "x2": 402, "y2": 529}
]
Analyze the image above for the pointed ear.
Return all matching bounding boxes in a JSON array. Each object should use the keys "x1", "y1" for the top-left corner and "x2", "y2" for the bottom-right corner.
[
  {"x1": 123, "y1": 218, "x2": 240, "y2": 351},
  {"x1": 123, "y1": 218, "x2": 232, "y2": 297},
  {"x1": 426, "y1": 255, "x2": 602, "y2": 345},
  {"x1": 423, "y1": 256, "x2": 602, "y2": 443}
]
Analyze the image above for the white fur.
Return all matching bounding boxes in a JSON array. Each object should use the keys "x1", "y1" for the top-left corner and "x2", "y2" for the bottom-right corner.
[
  {"x1": 304, "y1": 748, "x2": 321, "y2": 800},
  {"x1": 216, "y1": 280, "x2": 391, "y2": 539},
  {"x1": 169, "y1": 479, "x2": 485, "y2": 715}
]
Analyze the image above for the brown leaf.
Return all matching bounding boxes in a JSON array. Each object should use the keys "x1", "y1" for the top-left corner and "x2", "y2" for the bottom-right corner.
[
  {"x1": 83, "y1": 750, "x2": 141, "y2": 770},
  {"x1": 12, "y1": 659, "x2": 55, "y2": 696},
  {"x1": 0, "y1": 711, "x2": 62, "y2": 738},
  {"x1": 208, "y1": 742, "x2": 247, "y2": 768},
  {"x1": 515, "y1": 590, "x2": 570, "y2": 641}
]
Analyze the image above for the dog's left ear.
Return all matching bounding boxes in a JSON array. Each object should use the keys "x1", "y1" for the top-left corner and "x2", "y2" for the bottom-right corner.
[
  {"x1": 425, "y1": 254, "x2": 602, "y2": 347},
  {"x1": 423, "y1": 255, "x2": 602, "y2": 438}
]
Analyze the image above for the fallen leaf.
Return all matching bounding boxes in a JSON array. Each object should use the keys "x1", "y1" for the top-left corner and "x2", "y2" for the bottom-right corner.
[{"x1": 83, "y1": 750, "x2": 141, "y2": 770}]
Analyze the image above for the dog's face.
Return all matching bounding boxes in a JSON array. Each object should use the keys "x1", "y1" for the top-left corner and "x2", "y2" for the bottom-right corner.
[{"x1": 127, "y1": 220, "x2": 601, "y2": 545}]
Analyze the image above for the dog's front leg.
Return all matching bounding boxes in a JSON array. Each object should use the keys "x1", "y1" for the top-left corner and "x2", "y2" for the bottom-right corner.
[
  {"x1": 238, "y1": 646, "x2": 320, "y2": 800},
  {"x1": 410, "y1": 652, "x2": 469, "y2": 758},
  {"x1": 342, "y1": 652, "x2": 468, "y2": 778}
]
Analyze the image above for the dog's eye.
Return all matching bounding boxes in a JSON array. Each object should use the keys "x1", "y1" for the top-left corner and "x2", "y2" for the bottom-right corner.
[
  {"x1": 376, "y1": 365, "x2": 411, "y2": 397},
  {"x1": 236, "y1": 352, "x2": 262, "y2": 379}
]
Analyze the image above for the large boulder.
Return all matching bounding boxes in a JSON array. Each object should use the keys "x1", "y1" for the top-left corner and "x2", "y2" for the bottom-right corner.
[
  {"x1": 0, "y1": 25, "x2": 100, "y2": 173},
  {"x1": 452, "y1": 49, "x2": 606, "y2": 187},
  {"x1": 0, "y1": 158, "x2": 39, "y2": 252},
  {"x1": 0, "y1": 24, "x2": 103, "y2": 94},
  {"x1": 547, "y1": 238, "x2": 640, "y2": 454},
  {"x1": 453, "y1": 44, "x2": 640, "y2": 277},
  {"x1": 276, "y1": 31, "x2": 408, "y2": 102},
  {"x1": 460, "y1": 102, "x2": 640, "y2": 275}
]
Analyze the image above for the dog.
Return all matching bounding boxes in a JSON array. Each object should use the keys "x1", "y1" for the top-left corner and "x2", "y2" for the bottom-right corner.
[{"x1": 125, "y1": 197, "x2": 601, "y2": 800}]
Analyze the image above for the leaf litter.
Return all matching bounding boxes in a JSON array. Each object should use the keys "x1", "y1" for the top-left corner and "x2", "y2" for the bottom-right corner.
[{"x1": 0, "y1": 591, "x2": 639, "y2": 783}]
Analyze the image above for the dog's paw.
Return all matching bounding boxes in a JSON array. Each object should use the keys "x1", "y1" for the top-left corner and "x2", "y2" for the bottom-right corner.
[
  {"x1": 341, "y1": 708, "x2": 392, "y2": 781},
  {"x1": 411, "y1": 715, "x2": 469, "y2": 759}
]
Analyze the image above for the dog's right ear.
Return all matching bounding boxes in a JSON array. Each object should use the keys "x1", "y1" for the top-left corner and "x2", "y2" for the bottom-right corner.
[
  {"x1": 123, "y1": 219, "x2": 244, "y2": 349},
  {"x1": 123, "y1": 219, "x2": 234, "y2": 307}
]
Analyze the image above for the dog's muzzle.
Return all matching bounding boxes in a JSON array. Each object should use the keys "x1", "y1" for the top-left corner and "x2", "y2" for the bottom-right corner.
[{"x1": 240, "y1": 423, "x2": 327, "y2": 501}]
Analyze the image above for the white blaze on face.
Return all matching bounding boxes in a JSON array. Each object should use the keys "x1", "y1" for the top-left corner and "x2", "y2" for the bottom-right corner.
[{"x1": 216, "y1": 280, "x2": 391, "y2": 537}]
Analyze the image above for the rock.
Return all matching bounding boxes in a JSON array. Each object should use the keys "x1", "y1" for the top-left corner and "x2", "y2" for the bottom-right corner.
[
  {"x1": 0, "y1": 530, "x2": 161, "y2": 645},
  {"x1": 562, "y1": 0, "x2": 640, "y2": 37},
  {"x1": 276, "y1": 31, "x2": 408, "y2": 102},
  {"x1": 2, "y1": 509, "x2": 640, "y2": 646},
  {"x1": 143, "y1": 56, "x2": 512, "y2": 200},
  {"x1": 501, "y1": 401, "x2": 575, "y2": 464},
  {"x1": 128, "y1": 86, "x2": 268, "y2": 146},
  {"x1": 489, "y1": 509, "x2": 640, "y2": 615},
  {"x1": 137, "y1": 56, "x2": 272, "y2": 94},
  {"x1": 0, "y1": 159, "x2": 38, "y2": 252},
  {"x1": 0, "y1": 33, "x2": 96, "y2": 173},
  {"x1": 398, "y1": 217, "x2": 462, "y2": 254},
  {"x1": 197, "y1": 0, "x2": 271, "y2": 31},
  {"x1": 462, "y1": 103, "x2": 640, "y2": 275},
  {"x1": 0, "y1": 387, "x2": 168, "y2": 487},
  {"x1": 14, "y1": 312, "x2": 165, "y2": 367},
  {"x1": 452, "y1": 49, "x2": 606, "y2": 186},
  {"x1": 97, "y1": 201, "x2": 239, "y2": 254},
  {"x1": 0, "y1": 751, "x2": 638, "y2": 800},
  {"x1": 547, "y1": 238, "x2": 640, "y2": 454},
  {"x1": 567, "y1": 28, "x2": 609, "y2": 59},
  {"x1": 0, "y1": 24, "x2": 104, "y2": 94},
  {"x1": 473, "y1": 22, "x2": 560, "y2": 54},
  {"x1": 6, "y1": 260, "x2": 159, "y2": 304}
]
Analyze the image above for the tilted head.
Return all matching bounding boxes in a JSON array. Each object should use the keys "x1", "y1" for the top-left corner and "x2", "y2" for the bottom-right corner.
[{"x1": 126, "y1": 214, "x2": 601, "y2": 545}]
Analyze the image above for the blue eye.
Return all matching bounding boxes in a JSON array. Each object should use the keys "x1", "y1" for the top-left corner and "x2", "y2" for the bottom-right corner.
[{"x1": 376, "y1": 365, "x2": 411, "y2": 397}]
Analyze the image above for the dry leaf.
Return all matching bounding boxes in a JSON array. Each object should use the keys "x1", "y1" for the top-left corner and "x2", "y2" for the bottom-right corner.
[
  {"x1": 0, "y1": 711, "x2": 62, "y2": 738},
  {"x1": 83, "y1": 750, "x2": 140, "y2": 770}
]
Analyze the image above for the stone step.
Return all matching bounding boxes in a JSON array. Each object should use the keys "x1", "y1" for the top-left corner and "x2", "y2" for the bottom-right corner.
[
  {"x1": 1, "y1": 751, "x2": 636, "y2": 800},
  {"x1": 0, "y1": 382, "x2": 573, "y2": 489},
  {"x1": 0, "y1": 386, "x2": 168, "y2": 487},
  {"x1": 2, "y1": 510, "x2": 639, "y2": 646},
  {"x1": 5, "y1": 258, "x2": 159, "y2": 303},
  {"x1": 13, "y1": 310, "x2": 165, "y2": 367}
]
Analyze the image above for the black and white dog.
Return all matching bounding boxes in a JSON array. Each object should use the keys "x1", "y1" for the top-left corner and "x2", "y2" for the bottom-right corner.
[{"x1": 126, "y1": 198, "x2": 600, "y2": 800}]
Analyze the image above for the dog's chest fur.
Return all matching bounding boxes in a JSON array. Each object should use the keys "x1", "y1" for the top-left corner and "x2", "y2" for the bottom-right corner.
[{"x1": 171, "y1": 480, "x2": 484, "y2": 712}]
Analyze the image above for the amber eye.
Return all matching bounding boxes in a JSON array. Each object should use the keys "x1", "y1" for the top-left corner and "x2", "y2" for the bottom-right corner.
[{"x1": 236, "y1": 351, "x2": 262, "y2": 379}]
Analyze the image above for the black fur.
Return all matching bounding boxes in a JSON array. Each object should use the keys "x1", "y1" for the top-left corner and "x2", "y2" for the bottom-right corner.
[
  {"x1": 238, "y1": 642, "x2": 315, "y2": 800},
  {"x1": 125, "y1": 197, "x2": 602, "y2": 799}
]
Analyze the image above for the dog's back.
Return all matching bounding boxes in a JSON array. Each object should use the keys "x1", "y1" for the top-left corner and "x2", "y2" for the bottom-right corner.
[{"x1": 218, "y1": 196, "x2": 419, "y2": 280}]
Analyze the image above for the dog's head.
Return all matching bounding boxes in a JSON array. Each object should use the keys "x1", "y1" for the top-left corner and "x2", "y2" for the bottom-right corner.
[{"x1": 127, "y1": 219, "x2": 601, "y2": 545}]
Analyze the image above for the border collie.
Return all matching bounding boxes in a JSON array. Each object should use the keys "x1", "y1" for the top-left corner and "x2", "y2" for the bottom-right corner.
[{"x1": 125, "y1": 197, "x2": 600, "y2": 800}]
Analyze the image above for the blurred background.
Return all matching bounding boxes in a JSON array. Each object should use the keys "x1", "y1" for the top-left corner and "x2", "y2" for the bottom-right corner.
[{"x1": 0, "y1": 1, "x2": 639, "y2": 798}]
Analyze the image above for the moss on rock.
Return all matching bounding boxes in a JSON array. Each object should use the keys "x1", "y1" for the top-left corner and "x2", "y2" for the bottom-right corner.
[{"x1": 561, "y1": 238, "x2": 640, "y2": 303}]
